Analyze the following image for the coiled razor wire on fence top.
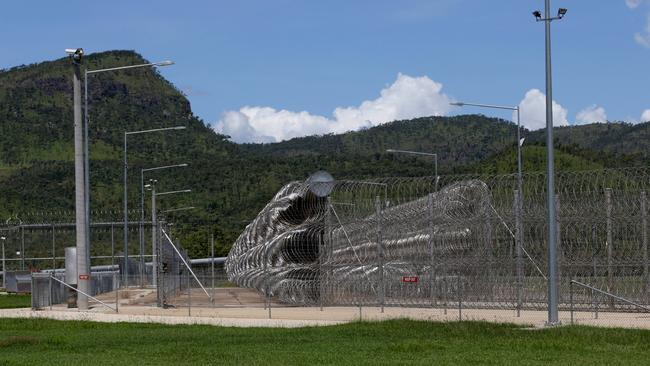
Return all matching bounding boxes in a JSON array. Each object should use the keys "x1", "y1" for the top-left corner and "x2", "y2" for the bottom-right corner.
[{"x1": 225, "y1": 167, "x2": 650, "y2": 311}]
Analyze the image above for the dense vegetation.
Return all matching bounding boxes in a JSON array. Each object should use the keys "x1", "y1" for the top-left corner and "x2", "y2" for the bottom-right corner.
[
  {"x1": 1, "y1": 318, "x2": 650, "y2": 365},
  {"x1": 0, "y1": 50, "x2": 648, "y2": 257}
]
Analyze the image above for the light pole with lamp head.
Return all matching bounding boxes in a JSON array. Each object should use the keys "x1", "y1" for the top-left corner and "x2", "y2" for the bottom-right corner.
[
  {"x1": 450, "y1": 100, "x2": 526, "y2": 316},
  {"x1": 123, "y1": 126, "x2": 186, "y2": 287},
  {"x1": 65, "y1": 47, "x2": 89, "y2": 309},
  {"x1": 145, "y1": 180, "x2": 191, "y2": 292},
  {"x1": 70, "y1": 52, "x2": 174, "y2": 307},
  {"x1": 139, "y1": 163, "x2": 188, "y2": 286},
  {"x1": 533, "y1": 1, "x2": 567, "y2": 326}
]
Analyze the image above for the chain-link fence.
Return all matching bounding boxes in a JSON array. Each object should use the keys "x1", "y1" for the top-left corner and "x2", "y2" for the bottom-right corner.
[
  {"x1": 225, "y1": 167, "x2": 650, "y2": 326},
  {"x1": 17, "y1": 168, "x2": 650, "y2": 328}
]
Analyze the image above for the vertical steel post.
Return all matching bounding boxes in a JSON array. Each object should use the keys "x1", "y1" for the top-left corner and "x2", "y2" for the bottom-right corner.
[
  {"x1": 21, "y1": 227, "x2": 25, "y2": 270},
  {"x1": 151, "y1": 184, "x2": 158, "y2": 290},
  {"x1": 51, "y1": 225, "x2": 56, "y2": 271},
  {"x1": 429, "y1": 194, "x2": 436, "y2": 307},
  {"x1": 605, "y1": 188, "x2": 613, "y2": 308},
  {"x1": 591, "y1": 224, "x2": 598, "y2": 318},
  {"x1": 211, "y1": 232, "x2": 215, "y2": 307},
  {"x1": 326, "y1": 196, "x2": 333, "y2": 307},
  {"x1": 73, "y1": 60, "x2": 89, "y2": 310},
  {"x1": 515, "y1": 190, "x2": 523, "y2": 317},
  {"x1": 1, "y1": 240, "x2": 5, "y2": 289},
  {"x1": 555, "y1": 194, "x2": 562, "y2": 288},
  {"x1": 642, "y1": 191, "x2": 648, "y2": 296},
  {"x1": 49, "y1": 275, "x2": 53, "y2": 310},
  {"x1": 83, "y1": 70, "x2": 91, "y2": 294},
  {"x1": 140, "y1": 170, "x2": 145, "y2": 288},
  {"x1": 458, "y1": 275, "x2": 462, "y2": 320},
  {"x1": 544, "y1": 0, "x2": 560, "y2": 326},
  {"x1": 569, "y1": 277, "x2": 574, "y2": 325},
  {"x1": 111, "y1": 224, "x2": 118, "y2": 313},
  {"x1": 123, "y1": 133, "x2": 129, "y2": 288},
  {"x1": 187, "y1": 251, "x2": 191, "y2": 317},
  {"x1": 375, "y1": 196, "x2": 384, "y2": 312}
]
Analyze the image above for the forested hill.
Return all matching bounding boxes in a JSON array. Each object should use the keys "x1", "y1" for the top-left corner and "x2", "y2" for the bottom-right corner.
[{"x1": 0, "y1": 50, "x2": 648, "y2": 256}]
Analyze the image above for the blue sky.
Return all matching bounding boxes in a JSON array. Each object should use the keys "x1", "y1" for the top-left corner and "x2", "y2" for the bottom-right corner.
[{"x1": 2, "y1": 1, "x2": 649, "y2": 142}]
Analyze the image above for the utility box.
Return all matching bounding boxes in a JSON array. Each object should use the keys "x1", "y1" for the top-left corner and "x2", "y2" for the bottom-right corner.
[{"x1": 64, "y1": 247, "x2": 77, "y2": 308}]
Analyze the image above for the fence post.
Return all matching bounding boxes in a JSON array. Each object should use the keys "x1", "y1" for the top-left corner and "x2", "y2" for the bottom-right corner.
[
  {"x1": 375, "y1": 196, "x2": 384, "y2": 313},
  {"x1": 458, "y1": 275, "x2": 462, "y2": 321},
  {"x1": 211, "y1": 232, "x2": 215, "y2": 308},
  {"x1": 49, "y1": 275, "x2": 53, "y2": 310},
  {"x1": 642, "y1": 191, "x2": 648, "y2": 298},
  {"x1": 569, "y1": 277, "x2": 574, "y2": 325},
  {"x1": 21, "y1": 226, "x2": 25, "y2": 270},
  {"x1": 51, "y1": 225, "x2": 56, "y2": 271},
  {"x1": 605, "y1": 188, "x2": 613, "y2": 309},
  {"x1": 188, "y1": 266, "x2": 191, "y2": 317},
  {"x1": 514, "y1": 189, "x2": 523, "y2": 317},
  {"x1": 555, "y1": 194, "x2": 562, "y2": 292},
  {"x1": 428, "y1": 194, "x2": 436, "y2": 308},
  {"x1": 112, "y1": 224, "x2": 118, "y2": 313},
  {"x1": 319, "y1": 222, "x2": 324, "y2": 312}
]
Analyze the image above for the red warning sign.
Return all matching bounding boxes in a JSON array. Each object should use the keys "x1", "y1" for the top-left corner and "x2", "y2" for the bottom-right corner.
[
  {"x1": 402, "y1": 276, "x2": 419, "y2": 283},
  {"x1": 79, "y1": 274, "x2": 90, "y2": 280}
]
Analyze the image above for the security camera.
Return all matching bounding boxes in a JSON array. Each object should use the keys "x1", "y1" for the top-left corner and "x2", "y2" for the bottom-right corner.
[{"x1": 65, "y1": 48, "x2": 84, "y2": 62}]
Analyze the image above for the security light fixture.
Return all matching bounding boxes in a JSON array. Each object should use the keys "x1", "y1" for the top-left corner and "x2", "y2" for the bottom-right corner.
[
  {"x1": 557, "y1": 8, "x2": 567, "y2": 18},
  {"x1": 533, "y1": 10, "x2": 542, "y2": 20}
]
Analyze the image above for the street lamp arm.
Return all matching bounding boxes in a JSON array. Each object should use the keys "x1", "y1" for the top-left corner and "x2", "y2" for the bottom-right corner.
[
  {"x1": 86, "y1": 61, "x2": 174, "y2": 75},
  {"x1": 142, "y1": 163, "x2": 189, "y2": 173},
  {"x1": 156, "y1": 189, "x2": 192, "y2": 197},
  {"x1": 451, "y1": 102, "x2": 517, "y2": 111},
  {"x1": 125, "y1": 126, "x2": 186, "y2": 136},
  {"x1": 161, "y1": 206, "x2": 196, "y2": 213},
  {"x1": 386, "y1": 149, "x2": 437, "y2": 158}
]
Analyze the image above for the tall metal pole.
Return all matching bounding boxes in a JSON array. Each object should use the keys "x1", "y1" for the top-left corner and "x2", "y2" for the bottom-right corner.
[
  {"x1": 123, "y1": 133, "x2": 129, "y2": 287},
  {"x1": 151, "y1": 183, "x2": 158, "y2": 290},
  {"x1": 544, "y1": 0, "x2": 559, "y2": 325},
  {"x1": 73, "y1": 57, "x2": 89, "y2": 310},
  {"x1": 83, "y1": 70, "x2": 91, "y2": 284},
  {"x1": 140, "y1": 170, "x2": 145, "y2": 287}
]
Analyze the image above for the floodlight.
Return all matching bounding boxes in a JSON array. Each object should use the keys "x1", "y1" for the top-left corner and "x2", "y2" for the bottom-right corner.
[
  {"x1": 557, "y1": 8, "x2": 567, "y2": 18},
  {"x1": 532, "y1": 10, "x2": 542, "y2": 20}
]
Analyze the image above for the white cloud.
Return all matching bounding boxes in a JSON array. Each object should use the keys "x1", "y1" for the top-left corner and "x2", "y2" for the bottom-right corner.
[
  {"x1": 635, "y1": 14, "x2": 650, "y2": 47},
  {"x1": 641, "y1": 109, "x2": 650, "y2": 122},
  {"x1": 626, "y1": 0, "x2": 643, "y2": 9},
  {"x1": 575, "y1": 105, "x2": 608, "y2": 125},
  {"x1": 515, "y1": 89, "x2": 569, "y2": 130},
  {"x1": 213, "y1": 74, "x2": 453, "y2": 143}
]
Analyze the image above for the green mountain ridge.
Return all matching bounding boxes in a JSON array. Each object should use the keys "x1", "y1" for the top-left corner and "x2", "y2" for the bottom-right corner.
[{"x1": 1, "y1": 50, "x2": 648, "y2": 256}]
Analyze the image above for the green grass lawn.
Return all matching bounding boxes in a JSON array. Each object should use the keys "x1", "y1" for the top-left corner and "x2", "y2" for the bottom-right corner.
[
  {"x1": 1, "y1": 319, "x2": 650, "y2": 365},
  {"x1": 0, "y1": 294, "x2": 30, "y2": 309}
]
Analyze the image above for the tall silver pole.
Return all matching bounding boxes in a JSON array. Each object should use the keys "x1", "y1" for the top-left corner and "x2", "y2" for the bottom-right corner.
[
  {"x1": 73, "y1": 58, "x2": 89, "y2": 310},
  {"x1": 83, "y1": 70, "x2": 91, "y2": 283},
  {"x1": 516, "y1": 106, "x2": 524, "y2": 317},
  {"x1": 140, "y1": 170, "x2": 145, "y2": 287},
  {"x1": 123, "y1": 133, "x2": 129, "y2": 287},
  {"x1": 151, "y1": 183, "x2": 158, "y2": 290},
  {"x1": 544, "y1": 0, "x2": 559, "y2": 325}
]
